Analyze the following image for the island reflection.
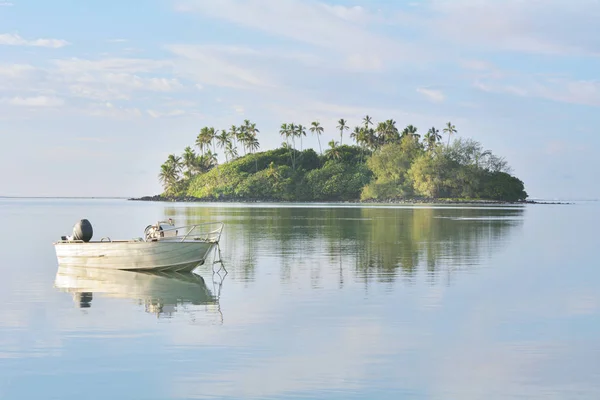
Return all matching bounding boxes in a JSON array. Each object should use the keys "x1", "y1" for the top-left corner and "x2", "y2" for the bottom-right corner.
[{"x1": 166, "y1": 205, "x2": 525, "y2": 286}]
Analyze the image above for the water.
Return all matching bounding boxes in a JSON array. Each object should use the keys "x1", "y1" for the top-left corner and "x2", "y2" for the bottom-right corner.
[{"x1": 1, "y1": 198, "x2": 599, "y2": 399}]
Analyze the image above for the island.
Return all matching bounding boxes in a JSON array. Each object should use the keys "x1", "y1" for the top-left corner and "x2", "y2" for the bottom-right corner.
[{"x1": 133, "y1": 117, "x2": 529, "y2": 204}]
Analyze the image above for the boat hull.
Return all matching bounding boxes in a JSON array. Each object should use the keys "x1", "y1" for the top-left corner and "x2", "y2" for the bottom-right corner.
[{"x1": 54, "y1": 240, "x2": 215, "y2": 272}]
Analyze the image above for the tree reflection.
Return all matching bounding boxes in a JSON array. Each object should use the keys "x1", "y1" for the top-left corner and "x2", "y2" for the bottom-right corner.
[{"x1": 164, "y1": 205, "x2": 524, "y2": 287}]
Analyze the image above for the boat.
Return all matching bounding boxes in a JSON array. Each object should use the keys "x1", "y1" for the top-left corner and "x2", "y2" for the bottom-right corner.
[{"x1": 53, "y1": 218, "x2": 224, "y2": 273}]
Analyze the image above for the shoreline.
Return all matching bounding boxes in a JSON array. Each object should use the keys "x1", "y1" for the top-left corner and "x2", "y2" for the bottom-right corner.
[{"x1": 128, "y1": 195, "x2": 570, "y2": 205}]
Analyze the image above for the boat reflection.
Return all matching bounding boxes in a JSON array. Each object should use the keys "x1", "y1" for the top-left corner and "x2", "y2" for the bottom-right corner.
[{"x1": 54, "y1": 263, "x2": 227, "y2": 321}]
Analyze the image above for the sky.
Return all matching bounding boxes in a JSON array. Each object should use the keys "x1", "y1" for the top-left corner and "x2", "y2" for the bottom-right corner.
[{"x1": 1, "y1": 0, "x2": 599, "y2": 199}]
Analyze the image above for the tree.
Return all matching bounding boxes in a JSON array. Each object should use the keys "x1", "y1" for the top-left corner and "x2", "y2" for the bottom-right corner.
[
  {"x1": 337, "y1": 119, "x2": 348, "y2": 145},
  {"x1": 228, "y1": 125, "x2": 239, "y2": 157},
  {"x1": 310, "y1": 121, "x2": 324, "y2": 155},
  {"x1": 297, "y1": 124, "x2": 307, "y2": 151},
  {"x1": 363, "y1": 115, "x2": 373, "y2": 130},
  {"x1": 402, "y1": 125, "x2": 419, "y2": 139},
  {"x1": 280, "y1": 123, "x2": 296, "y2": 171},
  {"x1": 216, "y1": 130, "x2": 231, "y2": 162},
  {"x1": 247, "y1": 135, "x2": 261, "y2": 172},
  {"x1": 326, "y1": 140, "x2": 340, "y2": 160},
  {"x1": 443, "y1": 122, "x2": 457, "y2": 146},
  {"x1": 182, "y1": 146, "x2": 197, "y2": 178},
  {"x1": 158, "y1": 162, "x2": 178, "y2": 192},
  {"x1": 225, "y1": 141, "x2": 238, "y2": 161},
  {"x1": 424, "y1": 127, "x2": 441, "y2": 152}
]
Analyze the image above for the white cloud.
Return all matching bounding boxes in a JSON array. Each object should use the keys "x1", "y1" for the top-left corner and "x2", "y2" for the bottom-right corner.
[
  {"x1": 175, "y1": 0, "x2": 422, "y2": 71},
  {"x1": 8, "y1": 95, "x2": 64, "y2": 107},
  {"x1": 83, "y1": 102, "x2": 143, "y2": 118},
  {"x1": 0, "y1": 63, "x2": 36, "y2": 78},
  {"x1": 53, "y1": 57, "x2": 170, "y2": 73},
  {"x1": 0, "y1": 2, "x2": 13, "y2": 6},
  {"x1": 426, "y1": 0, "x2": 600, "y2": 56},
  {"x1": 474, "y1": 74, "x2": 600, "y2": 107},
  {"x1": 0, "y1": 33, "x2": 69, "y2": 48},
  {"x1": 168, "y1": 44, "x2": 276, "y2": 89},
  {"x1": 50, "y1": 58, "x2": 182, "y2": 100},
  {"x1": 417, "y1": 87, "x2": 445, "y2": 103},
  {"x1": 146, "y1": 109, "x2": 186, "y2": 118},
  {"x1": 321, "y1": 4, "x2": 370, "y2": 23}
]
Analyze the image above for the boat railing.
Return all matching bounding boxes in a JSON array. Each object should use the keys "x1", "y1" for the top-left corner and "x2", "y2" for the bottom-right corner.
[{"x1": 149, "y1": 222, "x2": 224, "y2": 243}]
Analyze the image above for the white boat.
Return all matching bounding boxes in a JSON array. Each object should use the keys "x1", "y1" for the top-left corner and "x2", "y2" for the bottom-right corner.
[{"x1": 53, "y1": 219, "x2": 224, "y2": 273}]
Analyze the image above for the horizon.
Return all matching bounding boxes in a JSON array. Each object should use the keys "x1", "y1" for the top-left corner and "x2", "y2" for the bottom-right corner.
[{"x1": 1, "y1": 0, "x2": 599, "y2": 199}]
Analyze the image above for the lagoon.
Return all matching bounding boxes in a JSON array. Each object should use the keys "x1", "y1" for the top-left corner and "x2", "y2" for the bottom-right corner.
[{"x1": 1, "y1": 198, "x2": 599, "y2": 399}]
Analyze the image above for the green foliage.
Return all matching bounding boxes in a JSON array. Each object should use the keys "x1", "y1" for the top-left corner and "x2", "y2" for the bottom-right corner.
[
  {"x1": 481, "y1": 172, "x2": 528, "y2": 201},
  {"x1": 363, "y1": 137, "x2": 527, "y2": 202},
  {"x1": 159, "y1": 117, "x2": 528, "y2": 202},
  {"x1": 306, "y1": 161, "x2": 372, "y2": 201},
  {"x1": 361, "y1": 136, "x2": 424, "y2": 200}
]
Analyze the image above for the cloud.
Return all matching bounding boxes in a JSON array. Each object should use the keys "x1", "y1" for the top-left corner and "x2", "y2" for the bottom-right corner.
[
  {"x1": 417, "y1": 87, "x2": 445, "y2": 103},
  {"x1": 0, "y1": 2, "x2": 13, "y2": 6},
  {"x1": 426, "y1": 0, "x2": 600, "y2": 56},
  {"x1": 543, "y1": 140, "x2": 586, "y2": 156},
  {"x1": 0, "y1": 33, "x2": 69, "y2": 48},
  {"x1": 107, "y1": 38, "x2": 127, "y2": 43},
  {"x1": 74, "y1": 137, "x2": 113, "y2": 143},
  {"x1": 84, "y1": 102, "x2": 142, "y2": 118},
  {"x1": 474, "y1": 74, "x2": 600, "y2": 107},
  {"x1": 146, "y1": 109, "x2": 187, "y2": 118},
  {"x1": 0, "y1": 63, "x2": 36, "y2": 78},
  {"x1": 52, "y1": 57, "x2": 170, "y2": 73},
  {"x1": 51, "y1": 57, "x2": 183, "y2": 100},
  {"x1": 8, "y1": 95, "x2": 64, "y2": 107},
  {"x1": 167, "y1": 44, "x2": 276, "y2": 89},
  {"x1": 174, "y1": 0, "x2": 421, "y2": 71}
]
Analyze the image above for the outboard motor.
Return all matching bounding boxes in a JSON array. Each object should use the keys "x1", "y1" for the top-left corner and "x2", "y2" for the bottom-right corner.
[{"x1": 71, "y1": 219, "x2": 93, "y2": 242}]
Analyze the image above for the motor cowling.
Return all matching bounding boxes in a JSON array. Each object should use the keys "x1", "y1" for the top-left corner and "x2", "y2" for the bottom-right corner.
[{"x1": 72, "y1": 219, "x2": 93, "y2": 242}]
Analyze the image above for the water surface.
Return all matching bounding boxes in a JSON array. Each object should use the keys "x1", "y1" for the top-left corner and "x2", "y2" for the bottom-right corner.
[{"x1": 1, "y1": 199, "x2": 598, "y2": 399}]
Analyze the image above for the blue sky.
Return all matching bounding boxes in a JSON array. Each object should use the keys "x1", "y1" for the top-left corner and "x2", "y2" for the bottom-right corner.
[{"x1": 1, "y1": 0, "x2": 599, "y2": 199}]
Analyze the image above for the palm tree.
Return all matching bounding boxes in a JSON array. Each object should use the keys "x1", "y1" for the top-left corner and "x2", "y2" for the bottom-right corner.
[
  {"x1": 310, "y1": 121, "x2": 324, "y2": 155},
  {"x1": 326, "y1": 140, "x2": 341, "y2": 160},
  {"x1": 424, "y1": 127, "x2": 441, "y2": 152},
  {"x1": 158, "y1": 162, "x2": 178, "y2": 192},
  {"x1": 365, "y1": 128, "x2": 378, "y2": 150},
  {"x1": 402, "y1": 125, "x2": 419, "y2": 139},
  {"x1": 247, "y1": 135, "x2": 261, "y2": 172},
  {"x1": 350, "y1": 126, "x2": 361, "y2": 144},
  {"x1": 182, "y1": 146, "x2": 197, "y2": 177},
  {"x1": 196, "y1": 127, "x2": 215, "y2": 155},
  {"x1": 245, "y1": 120, "x2": 260, "y2": 142},
  {"x1": 195, "y1": 129, "x2": 206, "y2": 154},
  {"x1": 337, "y1": 119, "x2": 348, "y2": 145},
  {"x1": 289, "y1": 123, "x2": 298, "y2": 151},
  {"x1": 280, "y1": 123, "x2": 295, "y2": 170},
  {"x1": 237, "y1": 124, "x2": 248, "y2": 155},
  {"x1": 166, "y1": 154, "x2": 182, "y2": 174},
  {"x1": 443, "y1": 122, "x2": 457, "y2": 146},
  {"x1": 207, "y1": 127, "x2": 217, "y2": 156},
  {"x1": 228, "y1": 125, "x2": 239, "y2": 155},
  {"x1": 297, "y1": 124, "x2": 307, "y2": 151},
  {"x1": 351, "y1": 126, "x2": 366, "y2": 161},
  {"x1": 216, "y1": 130, "x2": 231, "y2": 162},
  {"x1": 363, "y1": 115, "x2": 373, "y2": 130},
  {"x1": 206, "y1": 151, "x2": 218, "y2": 168},
  {"x1": 225, "y1": 141, "x2": 238, "y2": 161}
]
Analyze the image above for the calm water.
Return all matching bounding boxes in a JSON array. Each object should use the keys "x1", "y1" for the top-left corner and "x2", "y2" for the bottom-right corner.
[{"x1": 1, "y1": 199, "x2": 599, "y2": 399}]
